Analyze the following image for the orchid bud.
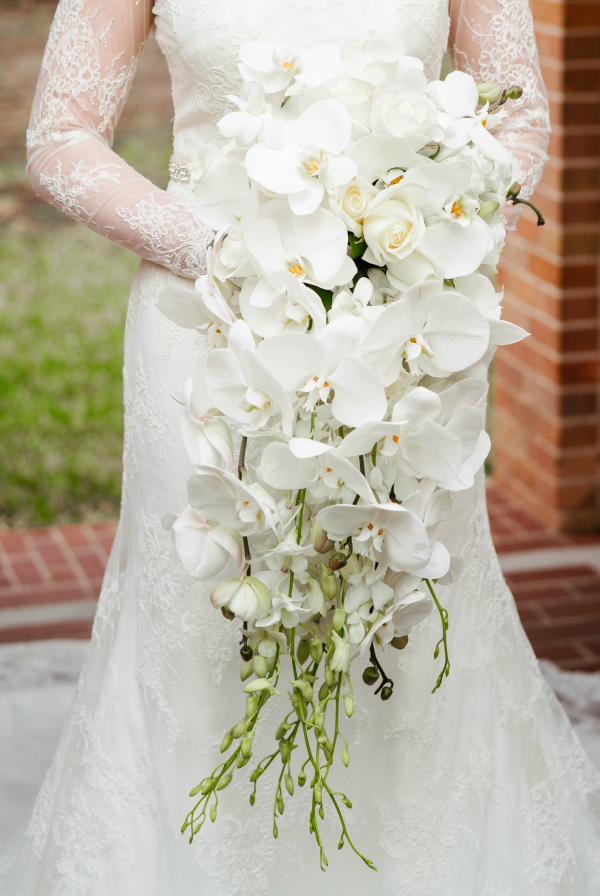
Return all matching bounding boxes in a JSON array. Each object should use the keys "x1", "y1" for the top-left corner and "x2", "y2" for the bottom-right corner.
[
  {"x1": 320, "y1": 564, "x2": 337, "y2": 599},
  {"x1": 318, "y1": 681, "x2": 329, "y2": 702},
  {"x1": 391, "y1": 635, "x2": 409, "y2": 650},
  {"x1": 314, "y1": 709, "x2": 325, "y2": 729},
  {"x1": 245, "y1": 695, "x2": 259, "y2": 718},
  {"x1": 340, "y1": 553, "x2": 360, "y2": 579},
  {"x1": 210, "y1": 804, "x2": 217, "y2": 822},
  {"x1": 329, "y1": 551, "x2": 349, "y2": 571},
  {"x1": 325, "y1": 666, "x2": 335, "y2": 687},
  {"x1": 312, "y1": 521, "x2": 334, "y2": 553},
  {"x1": 298, "y1": 769, "x2": 307, "y2": 787},
  {"x1": 319, "y1": 805, "x2": 325, "y2": 820},
  {"x1": 342, "y1": 747, "x2": 350, "y2": 767},
  {"x1": 237, "y1": 753, "x2": 250, "y2": 768},
  {"x1": 285, "y1": 774, "x2": 294, "y2": 796},
  {"x1": 310, "y1": 637, "x2": 324, "y2": 663},
  {"x1": 506, "y1": 84, "x2": 523, "y2": 100},
  {"x1": 507, "y1": 181, "x2": 521, "y2": 199},
  {"x1": 211, "y1": 576, "x2": 271, "y2": 623},
  {"x1": 201, "y1": 778, "x2": 214, "y2": 795},
  {"x1": 342, "y1": 796, "x2": 352, "y2": 808},
  {"x1": 305, "y1": 577, "x2": 326, "y2": 615},
  {"x1": 250, "y1": 767, "x2": 264, "y2": 782},
  {"x1": 296, "y1": 638, "x2": 310, "y2": 665},
  {"x1": 216, "y1": 774, "x2": 232, "y2": 791},
  {"x1": 252, "y1": 654, "x2": 268, "y2": 678},
  {"x1": 478, "y1": 200, "x2": 500, "y2": 217},
  {"x1": 314, "y1": 784, "x2": 323, "y2": 804},
  {"x1": 241, "y1": 733, "x2": 254, "y2": 757},
  {"x1": 344, "y1": 695, "x2": 353, "y2": 718},
  {"x1": 276, "y1": 795, "x2": 284, "y2": 814},
  {"x1": 279, "y1": 740, "x2": 292, "y2": 761},
  {"x1": 362, "y1": 666, "x2": 379, "y2": 686},
  {"x1": 293, "y1": 679, "x2": 313, "y2": 703},
  {"x1": 240, "y1": 660, "x2": 253, "y2": 681},
  {"x1": 332, "y1": 607, "x2": 346, "y2": 632},
  {"x1": 220, "y1": 732, "x2": 234, "y2": 753},
  {"x1": 240, "y1": 643, "x2": 253, "y2": 662},
  {"x1": 189, "y1": 781, "x2": 205, "y2": 797},
  {"x1": 380, "y1": 684, "x2": 393, "y2": 701},
  {"x1": 477, "y1": 81, "x2": 502, "y2": 103},
  {"x1": 232, "y1": 719, "x2": 247, "y2": 738},
  {"x1": 275, "y1": 722, "x2": 291, "y2": 740},
  {"x1": 249, "y1": 792, "x2": 256, "y2": 806},
  {"x1": 273, "y1": 824, "x2": 279, "y2": 838}
]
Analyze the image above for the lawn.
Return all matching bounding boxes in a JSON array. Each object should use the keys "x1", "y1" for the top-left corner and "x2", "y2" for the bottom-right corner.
[{"x1": 0, "y1": 228, "x2": 138, "y2": 526}]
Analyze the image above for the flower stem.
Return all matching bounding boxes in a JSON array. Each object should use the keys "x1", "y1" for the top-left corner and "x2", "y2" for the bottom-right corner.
[{"x1": 425, "y1": 578, "x2": 450, "y2": 692}]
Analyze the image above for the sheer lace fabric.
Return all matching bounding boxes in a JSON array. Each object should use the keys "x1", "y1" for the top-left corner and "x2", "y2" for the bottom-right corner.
[{"x1": 5, "y1": 1, "x2": 592, "y2": 895}]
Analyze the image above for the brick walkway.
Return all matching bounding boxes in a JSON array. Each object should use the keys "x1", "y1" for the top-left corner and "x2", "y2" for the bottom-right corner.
[{"x1": 1, "y1": 485, "x2": 600, "y2": 672}]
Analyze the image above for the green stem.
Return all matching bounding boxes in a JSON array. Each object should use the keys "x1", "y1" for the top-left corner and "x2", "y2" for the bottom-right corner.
[{"x1": 424, "y1": 578, "x2": 450, "y2": 693}]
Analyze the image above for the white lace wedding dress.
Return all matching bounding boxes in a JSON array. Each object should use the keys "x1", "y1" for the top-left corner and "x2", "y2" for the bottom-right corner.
[{"x1": 4, "y1": 0, "x2": 600, "y2": 893}]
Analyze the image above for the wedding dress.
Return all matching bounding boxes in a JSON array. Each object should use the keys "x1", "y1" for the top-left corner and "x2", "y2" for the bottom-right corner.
[{"x1": 4, "y1": 0, "x2": 600, "y2": 893}]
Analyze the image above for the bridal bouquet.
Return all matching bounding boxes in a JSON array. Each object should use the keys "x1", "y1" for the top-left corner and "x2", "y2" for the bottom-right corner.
[{"x1": 159, "y1": 33, "x2": 536, "y2": 870}]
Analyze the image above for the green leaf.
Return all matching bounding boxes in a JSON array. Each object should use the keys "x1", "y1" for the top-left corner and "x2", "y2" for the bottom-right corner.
[
  {"x1": 307, "y1": 284, "x2": 334, "y2": 312},
  {"x1": 348, "y1": 232, "x2": 367, "y2": 260}
]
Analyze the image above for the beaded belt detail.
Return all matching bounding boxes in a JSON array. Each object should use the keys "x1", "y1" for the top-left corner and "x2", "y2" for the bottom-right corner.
[{"x1": 168, "y1": 158, "x2": 191, "y2": 183}]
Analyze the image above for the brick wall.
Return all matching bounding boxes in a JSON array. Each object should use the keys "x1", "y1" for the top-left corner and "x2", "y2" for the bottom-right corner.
[{"x1": 494, "y1": 0, "x2": 600, "y2": 531}]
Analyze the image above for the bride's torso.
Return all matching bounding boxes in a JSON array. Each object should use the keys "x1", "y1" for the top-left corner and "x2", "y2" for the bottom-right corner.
[{"x1": 153, "y1": 0, "x2": 449, "y2": 161}]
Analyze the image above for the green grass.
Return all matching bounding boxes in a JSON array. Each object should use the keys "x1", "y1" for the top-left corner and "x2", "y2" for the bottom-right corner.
[{"x1": 0, "y1": 228, "x2": 138, "y2": 526}]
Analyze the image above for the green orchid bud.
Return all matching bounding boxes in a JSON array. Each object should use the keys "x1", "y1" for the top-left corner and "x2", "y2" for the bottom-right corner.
[
  {"x1": 276, "y1": 794, "x2": 285, "y2": 814},
  {"x1": 362, "y1": 665, "x2": 379, "y2": 686},
  {"x1": 250, "y1": 767, "x2": 265, "y2": 783},
  {"x1": 304, "y1": 578, "x2": 326, "y2": 615},
  {"x1": 232, "y1": 719, "x2": 247, "y2": 738},
  {"x1": 380, "y1": 684, "x2": 393, "y2": 701},
  {"x1": 332, "y1": 607, "x2": 346, "y2": 632},
  {"x1": 240, "y1": 660, "x2": 253, "y2": 681},
  {"x1": 506, "y1": 84, "x2": 523, "y2": 100},
  {"x1": 477, "y1": 80, "x2": 503, "y2": 103},
  {"x1": 296, "y1": 638, "x2": 310, "y2": 665},
  {"x1": 298, "y1": 769, "x2": 307, "y2": 787},
  {"x1": 329, "y1": 551, "x2": 349, "y2": 571},
  {"x1": 285, "y1": 774, "x2": 294, "y2": 796},
  {"x1": 249, "y1": 792, "x2": 256, "y2": 806},
  {"x1": 319, "y1": 805, "x2": 325, "y2": 820},
  {"x1": 245, "y1": 695, "x2": 259, "y2": 718},
  {"x1": 507, "y1": 181, "x2": 521, "y2": 199},
  {"x1": 273, "y1": 824, "x2": 279, "y2": 839},
  {"x1": 342, "y1": 747, "x2": 350, "y2": 767},
  {"x1": 189, "y1": 781, "x2": 204, "y2": 797},
  {"x1": 312, "y1": 521, "x2": 334, "y2": 554},
  {"x1": 241, "y1": 733, "x2": 254, "y2": 757},
  {"x1": 192, "y1": 822, "x2": 202, "y2": 835},
  {"x1": 391, "y1": 635, "x2": 409, "y2": 650},
  {"x1": 220, "y1": 732, "x2": 234, "y2": 753},
  {"x1": 275, "y1": 722, "x2": 291, "y2": 740},
  {"x1": 314, "y1": 709, "x2": 325, "y2": 729},
  {"x1": 318, "y1": 681, "x2": 329, "y2": 702},
  {"x1": 244, "y1": 677, "x2": 275, "y2": 694},
  {"x1": 237, "y1": 753, "x2": 250, "y2": 768},
  {"x1": 478, "y1": 199, "x2": 500, "y2": 217},
  {"x1": 279, "y1": 740, "x2": 292, "y2": 761},
  {"x1": 342, "y1": 796, "x2": 352, "y2": 808},
  {"x1": 344, "y1": 695, "x2": 353, "y2": 718},
  {"x1": 216, "y1": 773, "x2": 232, "y2": 791},
  {"x1": 292, "y1": 679, "x2": 313, "y2": 702},
  {"x1": 314, "y1": 784, "x2": 323, "y2": 804},
  {"x1": 338, "y1": 836, "x2": 345, "y2": 850},
  {"x1": 252, "y1": 654, "x2": 268, "y2": 678},
  {"x1": 320, "y1": 563, "x2": 338, "y2": 599},
  {"x1": 340, "y1": 553, "x2": 360, "y2": 579},
  {"x1": 240, "y1": 643, "x2": 253, "y2": 662},
  {"x1": 210, "y1": 803, "x2": 217, "y2": 822},
  {"x1": 325, "y1": 666, "x2": 335, "y2": 687},
  {"x1": 201, "y1": 778, "x2": 214, "y2": 795},
  {"x1": 309, "y1": 637, "x2": 324, "y2": 663}
]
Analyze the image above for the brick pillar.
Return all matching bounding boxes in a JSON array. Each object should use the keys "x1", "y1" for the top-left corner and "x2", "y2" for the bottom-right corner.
[{"x1": 494, "y1": 0, "x2": 600, "y2": 531}]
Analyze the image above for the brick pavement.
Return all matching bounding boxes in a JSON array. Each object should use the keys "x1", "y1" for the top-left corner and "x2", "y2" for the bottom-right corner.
[{"x1": 1, "y1": 484, "x2": 600, "y2": 672}]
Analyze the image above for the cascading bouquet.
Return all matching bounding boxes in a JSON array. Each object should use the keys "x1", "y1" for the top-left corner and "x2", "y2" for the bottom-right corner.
[{"x1": 158, "y1": 33, "x2": 542, "y2": 871}]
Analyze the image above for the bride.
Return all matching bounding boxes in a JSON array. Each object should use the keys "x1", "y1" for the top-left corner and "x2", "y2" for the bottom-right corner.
[{"x1": 3, "y1": 0, "x2": 600, "y2": 892}]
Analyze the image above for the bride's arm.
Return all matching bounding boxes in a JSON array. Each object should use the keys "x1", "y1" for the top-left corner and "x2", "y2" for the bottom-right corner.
[
  {"x1": 448, "y1": 0, "x2": 551, "y2": 228},
  {"x1": 27, "y1": 0, "x2": 210, "y2": 278}
]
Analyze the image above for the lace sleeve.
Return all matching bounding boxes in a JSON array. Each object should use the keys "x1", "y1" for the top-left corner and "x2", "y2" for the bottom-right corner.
[
  {"x1": 26, "y1": 0, "x2": 211, "y2": 279},
  {"x1": 448, "y1": 0, "x2": 551, "y2": 228}
]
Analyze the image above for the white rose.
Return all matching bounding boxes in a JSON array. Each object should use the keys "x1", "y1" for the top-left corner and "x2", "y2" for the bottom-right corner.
[
  {"x1": 371, "y1": 83, "x2": 442, "y2": 151},
  {"x1": 214, "y1": 234, "x2": 254, "y2": 280},
  {"x1": 329, "y1": 179, "x2": 378, "y2": 237},
  {"x1": 362, "y1": 195, "x2": 425, "y2": 265}
]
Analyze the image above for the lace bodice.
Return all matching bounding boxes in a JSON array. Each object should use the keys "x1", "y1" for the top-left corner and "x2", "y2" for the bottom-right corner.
[{"x1": 27, "y1": 0, "x2": 550, "y2": 277}]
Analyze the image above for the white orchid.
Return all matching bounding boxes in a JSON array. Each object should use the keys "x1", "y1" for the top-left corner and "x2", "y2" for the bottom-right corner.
[
  {"x1": 206, "y1": 319, "x2": 294, "y2": 435},
  {"x1": 238, "y1": 42, "x2": 303, "y2": 93},
  {"x1": 211, "y1": 575, "x2": 271, "y2": 622},
  {"x1": 257, "y1": 317, "x2": 387, "y2": 427},
  {"x1": 246, "y1": 100, "x2": 357, "y2": 216},
  {"x1": 175, "y1": 378, "x2": 234, "y2": 470},
  {"x1": 167, "y1": 505, "x2": 243, "y2": 580},
  {"x1": 218, "y1": 83, "x2": 281, "y2": 148},
  {"x1": 255, "y1": 575, "x2": 314, "y2": 628},
  {"x1": 188, "y1": 464, "x2": 278, "y2": 537},
  {"x1": 328, "y1": 278, "x2": 385, "y2": 323},
  {"x1": 454, "y1": 273, "x2": 529, "y2": 346},
  {"x1": 316, "y1": 501, "x2": 431, "y2": 574},
  {"x1": 361, "y1": 280, "x2": 490, "y2": 384}
]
